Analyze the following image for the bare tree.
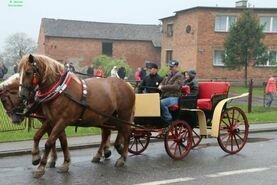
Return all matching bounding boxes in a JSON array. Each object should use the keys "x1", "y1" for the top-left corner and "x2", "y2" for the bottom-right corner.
[{"x1": 2, "y1": 32, "x2": 37, "y2": 65}]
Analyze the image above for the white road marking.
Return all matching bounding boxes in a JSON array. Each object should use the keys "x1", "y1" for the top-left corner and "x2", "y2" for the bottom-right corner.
[
  {"x1": 206, "y1": 167, "x2": 270, "y2": 178},
  {"x1": 134, "y1": 177, "x2": 195, "y2": 185}
]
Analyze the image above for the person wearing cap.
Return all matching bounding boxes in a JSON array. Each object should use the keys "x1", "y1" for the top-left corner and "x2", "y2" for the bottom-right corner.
[
  {"x1": 137, "y1": 63, "x2": 163, "y2": 94},
  {"x1": 110, "y1": 66, "x2": 119, "y2": 78},
  {"x1": 158, "y1": 60, "x2": 184, "y2": 124},
  {"x1": 183, "y1": 69, "x2": 199, "y2": 96}
]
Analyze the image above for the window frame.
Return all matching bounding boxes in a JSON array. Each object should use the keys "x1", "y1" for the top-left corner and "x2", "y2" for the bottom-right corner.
[
  {"x1": 259, "y1": 16, "x2": 277, "y2": 33},
  {"x1": 166, "y1": 50, "x2": 173, "y2": 64},
  {"x1": 167, "y1": 24, "x2": 174, "y2": 37},
  {"x1": 215, "y1": 15, "x2": 237, "y2": 32},
  {"x1": 256, "y1": 50, "x2": 277, "y2": 67},
  {"x1": 213, "y1": 49, "x2": 225, "y2": 66}
]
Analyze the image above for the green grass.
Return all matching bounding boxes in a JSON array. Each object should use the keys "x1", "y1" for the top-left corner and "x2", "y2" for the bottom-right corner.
[
  {"x1": 229, "y1": 86, "x2": 265, "y2": 97},
  {"x1": 229, "y1": 103, "x2": 277, "y2": 124},
  {"x1": 0, "y1": 121, "x2": 101, "y2": 143}
]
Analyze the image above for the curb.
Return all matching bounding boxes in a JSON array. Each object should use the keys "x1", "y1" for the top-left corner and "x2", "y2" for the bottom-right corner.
[{"x1": 0, "y1": 127, "x2": 277, "y2": 158}]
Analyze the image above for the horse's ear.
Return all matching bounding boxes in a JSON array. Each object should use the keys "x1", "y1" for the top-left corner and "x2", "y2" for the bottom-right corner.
[{"x1": 29, "y1": 54, "x2": 34, "y2": 63}]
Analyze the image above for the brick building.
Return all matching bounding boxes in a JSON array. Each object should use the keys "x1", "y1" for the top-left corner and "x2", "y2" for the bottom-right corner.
[
  {"x1": 160, "y1": 5, "x2": 277, "y2": 82},
  {"x1": 38, "y1": 18, "x2": 161, "y2": 71}
]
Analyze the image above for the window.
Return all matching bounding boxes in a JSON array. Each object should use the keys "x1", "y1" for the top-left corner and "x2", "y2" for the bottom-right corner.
[
  {"x1": 260, "y1": 16, "x2": 277, "y2": 32},
  {"x1": 215, "y1": 15, "x2": 237, "y2": 32},
  {"x1": 256, "y1": 51, "x2": 277, "y2": 67},
  {"x1": 166, "y1": 50, "x2": 173, "y2": 64},
  {"x1": 167, "y1": 24, "x2": 173, "y2": 37},
  {"x1": 102, "y1": 42, "x2": 113, "y2": 56},
  {"x1": 269, "y1": 51, "x2": 277, "y2": 66},
  {"x1": 213, "y1": 50, "x2": 225, "y2": 66}
]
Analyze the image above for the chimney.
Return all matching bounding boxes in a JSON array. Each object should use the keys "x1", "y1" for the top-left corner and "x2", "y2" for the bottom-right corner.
[{"x1": 235, "y1": 0, "x2": 248, "y2": 8}]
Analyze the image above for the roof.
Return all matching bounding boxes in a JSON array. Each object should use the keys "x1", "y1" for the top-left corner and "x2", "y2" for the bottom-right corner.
[
  {"x1": 41, "y1": 18, "x2": 161, "y2": 47},
  {"x1": 160, "y1": 6, "x2": 277, "y2": 20}
]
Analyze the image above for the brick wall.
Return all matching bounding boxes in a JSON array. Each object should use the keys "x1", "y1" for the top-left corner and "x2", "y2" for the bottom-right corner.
[
  {"x1": 161, "y1": 8, "x2": 277, "y2": 81},
  {"x1": 38, "y1": 36, "x2": 160, "y2": 71}
]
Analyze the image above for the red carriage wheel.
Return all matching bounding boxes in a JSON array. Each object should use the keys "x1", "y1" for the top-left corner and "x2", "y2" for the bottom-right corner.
[
  {"x1": 191, "y1": 128, "x2": 202, "y2": 149},
  {"x1": 217, "y1": 107, "x2": 249, "y2": 154},
  {"x1": 128, "y1": 130, "x2": 150, "y2": 155},
  {"x1": 164, "y1": 120, "x2": 192, "y2": 160}
]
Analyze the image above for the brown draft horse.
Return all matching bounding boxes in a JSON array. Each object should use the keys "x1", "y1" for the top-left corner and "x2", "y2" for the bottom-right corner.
[
  {"x1": 19, "y1": 54, "x2": 135, "y2": 178},
  {"x1": 0, "y1": 74, "x2": 70, "y2": 170}
]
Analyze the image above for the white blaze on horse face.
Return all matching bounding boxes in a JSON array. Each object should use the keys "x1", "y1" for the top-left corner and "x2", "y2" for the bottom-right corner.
[{"x1": 19, "y1": 69, "x2": 24, "y2": 93}]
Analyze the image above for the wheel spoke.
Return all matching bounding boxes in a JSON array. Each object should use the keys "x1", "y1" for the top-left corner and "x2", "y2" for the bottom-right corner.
[
  {"x1": 135, "y1": 139, "x2": 138, "y2": 151},
  {"x1": 233, "y1": 134, "x2": 240, "y2": 149},
  {"x1": 226, "y1": 111, "x2": 232, "y2": 127},
  {"x1": 235, "y1": 132, "x2": 244, "y2": 142},
  {"x1": 130, "y1": 138, "x2": 135, "y2": 149},
  {"x1": 222, "y1": 119, "x2": 230, "y2": 128},
  {"x1": 231, "y1": 134, "x2": 233, "y2": 152},
  {"x1": 178, "y1": 144, "x2": 182, "y2": 156},
  {"x1": 224, "y1": 135, "x2": 231, "y2": 148},
  {"x1": 138, "y1": 138, "x2": 145, "y2": 148},
  {"x1": 231, "y1": 109, "x2": 235, "y2": 127}
]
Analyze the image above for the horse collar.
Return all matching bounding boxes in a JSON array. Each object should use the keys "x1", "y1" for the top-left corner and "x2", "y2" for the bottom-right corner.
[{"x1": 35, "y1": 70, "x2": 72, "y2": 103}]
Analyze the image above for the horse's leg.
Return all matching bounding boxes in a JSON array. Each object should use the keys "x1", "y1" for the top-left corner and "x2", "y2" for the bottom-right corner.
[
  {"x1": 46, "y1": 126, "x2": 57, "y2": 168},
  {"x1": 114, "y1": 112, "x2": 132, "y2": 167},
  {"x1": 57, "y1": 131, "x2": 71, "y2": 173},
  {"x1": 32, "y1": 123, "x2": 49, "y2": 166},
  {"x1": 34, "y1": 122, "x2": 66, "y2": 178},
  {"x1": 91, "y1": 128, "x2": 111, "y2": 162},
  {"x1": 104, "y1": 129, "x2": 112, "y2": 159}
]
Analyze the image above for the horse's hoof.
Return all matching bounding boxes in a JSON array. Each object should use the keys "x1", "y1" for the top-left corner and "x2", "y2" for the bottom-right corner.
[
  {"x1": 46, "y1": 161, "x2": 56, "y2": 168},
  {"x1": 91, "y1": 156, "x2": 101, "y2": 163},
  {"x1": 115, "y1": 158, "x2": 125, "y2": 167},
  {"x1": 33, "y1": 169, "x2": 45, "y2": 178},
  {"x1": 32, "y1": 156, "x2": 41, "y2": 166},
  {"x1": 57, "y1": 165, "x2": 69, "y2": 173},
  {"x1": 104, "y1": 150, "x2": 112, "y2": 159}
]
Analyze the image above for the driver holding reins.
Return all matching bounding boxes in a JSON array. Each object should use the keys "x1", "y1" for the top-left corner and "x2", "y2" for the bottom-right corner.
[{"x1": 158, "y1": 60, "x2": 184, "y2": 124}]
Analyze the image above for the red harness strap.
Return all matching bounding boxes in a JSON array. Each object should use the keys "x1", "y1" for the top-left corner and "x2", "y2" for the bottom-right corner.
[{"x1": 36, "y1": 71, "x2": 72, "y2": 103}]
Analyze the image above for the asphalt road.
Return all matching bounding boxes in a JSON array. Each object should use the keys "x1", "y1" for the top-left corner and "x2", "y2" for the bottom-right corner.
[{"x1": 0, "y1": 131, "x2": 276, "y2": 185}]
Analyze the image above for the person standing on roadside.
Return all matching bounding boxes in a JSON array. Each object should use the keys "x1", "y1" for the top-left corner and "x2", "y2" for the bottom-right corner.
[{"x1": 265, "y1": 75, "x2": 277, "y2": 107}]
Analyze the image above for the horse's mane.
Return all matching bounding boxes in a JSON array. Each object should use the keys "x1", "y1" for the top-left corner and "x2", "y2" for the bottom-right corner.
[{"x1": 19, "y1": 54, "x2": 64, "y2": 84}]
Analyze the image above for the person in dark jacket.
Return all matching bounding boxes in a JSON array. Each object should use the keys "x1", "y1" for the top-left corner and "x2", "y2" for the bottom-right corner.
[
  {"x1": 137, "y1": 63, "x2": 163, "y2": 94},
  {"x1": 158, "y1": 60, "x2": 183, "y2": 123},
  {"x1": 86, "y1": 64, "x2": 94, "y2": 77},
  {"x1": 139, "y1": 67, "x2": 147, "y2": 80},
  {"x1": 117, "y1": 66, "x2": 126, "y2": 80},
  {"x1": 183, "y1": 70, "x2": 199, "y2": 97}
]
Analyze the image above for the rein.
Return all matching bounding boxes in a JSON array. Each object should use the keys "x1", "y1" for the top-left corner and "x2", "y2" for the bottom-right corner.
[{"x1": 62, "y1": 92, "x2": 144, "y2": 129}]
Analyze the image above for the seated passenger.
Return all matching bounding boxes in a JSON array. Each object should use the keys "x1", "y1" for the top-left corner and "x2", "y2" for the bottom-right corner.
[
  {"x1": 158, "y1": 60, "x2": 183, "y2": 124},
  {"x1": 137, "y1": 63, "x2": 163, "y2": 94},
  {"x1": 183, "y1": 70, "x2": 199, "y2": 97}
]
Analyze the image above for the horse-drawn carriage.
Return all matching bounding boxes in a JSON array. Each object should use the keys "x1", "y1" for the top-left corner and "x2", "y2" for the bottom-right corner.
[{"x1": 129, "y1": 82, "x2": 249, "y2": 159}]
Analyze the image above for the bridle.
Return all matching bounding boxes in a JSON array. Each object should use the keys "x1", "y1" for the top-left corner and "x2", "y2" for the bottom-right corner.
[
  {"x1": 19, "y1": 57, "x2": 40, "y2": 102},
  {"x1": 0, "y1": 89, "x2": 25, "y2": 116}
]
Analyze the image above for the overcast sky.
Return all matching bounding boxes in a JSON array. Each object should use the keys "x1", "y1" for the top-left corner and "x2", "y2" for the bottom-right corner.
[{"x1": 1, "y1": 0, "x2": 277, "y2": 50}]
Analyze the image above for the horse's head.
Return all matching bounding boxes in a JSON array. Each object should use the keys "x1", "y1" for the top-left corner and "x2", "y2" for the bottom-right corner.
[
  {"x1": 19, "y1": 54, "x2": 64, "y2": 100},
  {"x1": 0, "y1": 73, "x2": 25, "y2": 124}
]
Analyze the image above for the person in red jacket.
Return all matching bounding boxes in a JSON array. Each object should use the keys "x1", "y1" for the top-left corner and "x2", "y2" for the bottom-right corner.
[
  {"x1": 95, "y1": 66, "x2": 104, "y2": 78},
  {"x1": 265, "y1": 75, "x2": 277, "y2": 107},
  {"x1": 135, "y1": 67, "x2": 141, "y2": 87}
]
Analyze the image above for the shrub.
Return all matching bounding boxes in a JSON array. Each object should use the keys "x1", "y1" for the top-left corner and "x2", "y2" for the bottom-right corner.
[
  {"x1": 158, "y1": 66, "x2": 169, "y2": 77},
  {"x1": 92, "y1": 55, "x2": 132, "y2": 77}
]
